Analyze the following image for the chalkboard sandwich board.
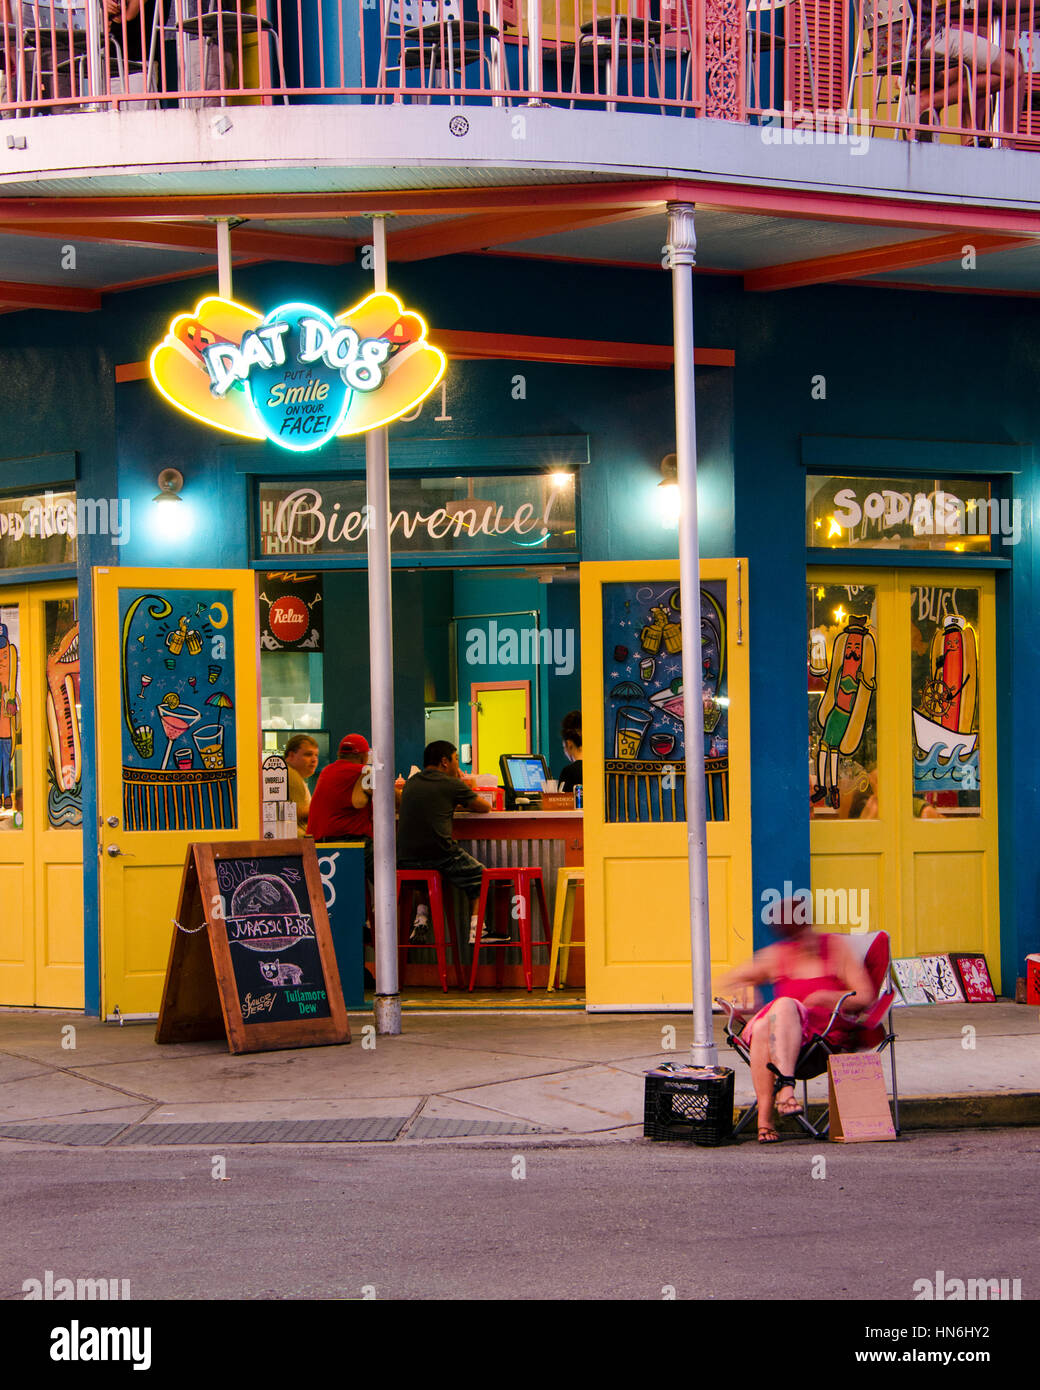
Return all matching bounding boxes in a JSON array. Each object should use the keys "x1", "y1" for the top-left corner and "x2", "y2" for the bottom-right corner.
[{"x1": 156, "y1": 840, "x2": 350, "y2": 1054}]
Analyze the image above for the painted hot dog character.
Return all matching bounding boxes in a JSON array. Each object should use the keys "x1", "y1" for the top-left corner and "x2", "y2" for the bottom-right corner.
[
  {"x1": 929, "y1": 616, "x2": 977, "y2": 735},
  {"x1": 811, "y1": 616, "x2": 877, "y2": 812}
]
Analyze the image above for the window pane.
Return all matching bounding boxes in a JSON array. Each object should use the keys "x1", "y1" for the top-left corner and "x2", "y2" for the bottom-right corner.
[
  {"x1": 0, "y1": 604, "x2": 22, "y2": 829},
  {"x1": 808, "y1": 583, "x2": 878, "y2": 820},
  {"x1": 910, "y1": 585, "x2": 980, "y2": 818}
]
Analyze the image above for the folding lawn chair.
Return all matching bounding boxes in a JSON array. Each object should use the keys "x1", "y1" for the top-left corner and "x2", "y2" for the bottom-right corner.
[{"x1": 716, "y1": 928, "x2": 900, "y2": 1139}]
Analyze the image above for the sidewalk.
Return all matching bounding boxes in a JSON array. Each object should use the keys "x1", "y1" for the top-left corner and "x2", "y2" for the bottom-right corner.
[{"x1": 0, "y1": 1003, "x2": 1037, "y2": 1147}]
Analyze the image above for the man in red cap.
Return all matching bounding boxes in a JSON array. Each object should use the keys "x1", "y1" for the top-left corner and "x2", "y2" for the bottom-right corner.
[{"x1": 307, "y1": 733, "x2": 376, "y2": 881}]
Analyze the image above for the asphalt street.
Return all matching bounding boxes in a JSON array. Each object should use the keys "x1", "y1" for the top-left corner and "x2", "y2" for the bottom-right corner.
[{"x1": 1, "y1": 1128, "x2": 1037, "y2": 1302}]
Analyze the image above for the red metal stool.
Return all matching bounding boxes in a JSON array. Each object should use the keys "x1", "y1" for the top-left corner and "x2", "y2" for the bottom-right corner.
[
  {"x1": 469, "y1": 866, "x2": 551, "y2": 993},
  {"x1": 396, "y1": 870, "x2": 463, "y2": 992}
]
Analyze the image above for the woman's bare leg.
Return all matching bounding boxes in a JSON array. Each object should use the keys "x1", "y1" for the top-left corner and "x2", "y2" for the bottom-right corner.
[{"x1": 750, "y1": 997, "x2": 804, "y2": 1131}]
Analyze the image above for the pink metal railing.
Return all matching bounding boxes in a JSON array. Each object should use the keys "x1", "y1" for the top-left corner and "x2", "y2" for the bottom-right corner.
[{"x1": 1, "y1": 0, "x2": 1037, "y2": 148}]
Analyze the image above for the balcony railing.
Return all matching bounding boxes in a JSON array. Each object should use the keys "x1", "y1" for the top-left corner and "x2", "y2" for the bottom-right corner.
[{"x1": 2, "y1": 0, "x2": 1039, "y2": 151}]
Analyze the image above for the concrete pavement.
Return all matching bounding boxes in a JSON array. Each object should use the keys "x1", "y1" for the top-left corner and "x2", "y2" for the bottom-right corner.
[{"x1": 0, "y1": 1002, "x2": 1037, "y2": 1147}]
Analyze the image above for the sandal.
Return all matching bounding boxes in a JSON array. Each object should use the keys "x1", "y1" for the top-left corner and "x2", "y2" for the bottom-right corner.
[
  {"x1": 758, "y1": 1126, "x2": 781, "y2": 1143},
  {"x1": 769, "y1": 1069, "x2": 804, "y2": 1117}
]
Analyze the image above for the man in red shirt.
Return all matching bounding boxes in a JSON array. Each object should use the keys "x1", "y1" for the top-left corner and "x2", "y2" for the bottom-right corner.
[{"x1": 307, "y1": 733, "x2": 375, "y2": 881}]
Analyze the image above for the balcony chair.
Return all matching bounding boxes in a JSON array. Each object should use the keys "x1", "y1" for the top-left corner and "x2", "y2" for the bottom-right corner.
[
  {"x1": 568, "y1": 0, "x2": 694, "y2": 114},
  {"x1": 716, "y1": 928, "x2": 900, "y2": 1140},
  {"x1": 847, "y1": 0, "x2": 976, "y2": 140},
  {"x1": 380, "y1": 0, "x2": 504, "y2": 103},
  {"x1": 145, "y1": 1, "x2": 289, "y2": 108}
]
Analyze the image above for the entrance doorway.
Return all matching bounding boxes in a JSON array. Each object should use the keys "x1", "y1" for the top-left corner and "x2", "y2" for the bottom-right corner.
[
  {"x1": 0, "y1": 581, "x2": 84, "y2": 1007},
  {"x1": 807, "y1": 569, "x2": 1000, "y2": 983}
]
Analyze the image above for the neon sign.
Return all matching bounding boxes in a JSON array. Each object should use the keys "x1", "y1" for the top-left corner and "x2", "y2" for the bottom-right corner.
[{"x1": 149, "y1": 292, "x2": 446, "y2": 452}]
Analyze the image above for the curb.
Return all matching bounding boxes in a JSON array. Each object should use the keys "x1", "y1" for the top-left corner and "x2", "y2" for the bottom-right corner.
[{"x1": 895, "y1": 1092, "x2": 1040, "y2": 1130}]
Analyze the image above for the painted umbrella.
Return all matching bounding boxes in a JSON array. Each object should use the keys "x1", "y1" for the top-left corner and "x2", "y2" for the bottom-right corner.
[{"x1": 205, "y1": 691, "x2": 234, "y2": 726}]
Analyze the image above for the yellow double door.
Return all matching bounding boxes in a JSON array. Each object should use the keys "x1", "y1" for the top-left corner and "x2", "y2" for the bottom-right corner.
[
  {"x1": 0, "y1": 581, "x2": 84, "y2": 1007},
  {"x1": 809, "y1": 568, "x2": 1000, "y2": 987}
]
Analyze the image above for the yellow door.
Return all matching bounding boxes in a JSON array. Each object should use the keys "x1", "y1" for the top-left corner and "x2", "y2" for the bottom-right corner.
[
  {"x1": 808, "y1": 569, "x2": 1000, "y2": 987},
  {"x1": 472, "y1": 683, "x2": 530, "y2": 776},
  {"x1": 94, "y1": 567, "x2": 261, "y2": 1018},
  {"x1": 580, "y1": 560, "x2": 752, "y2": 1006},
  {"x1": 0, "y1": 582, "x2": 84, "y2": 1008}
]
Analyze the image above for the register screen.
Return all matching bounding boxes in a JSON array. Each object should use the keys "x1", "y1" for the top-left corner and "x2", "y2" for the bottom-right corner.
[{"x1": 503, "y1": 756, "x2": 547, "y2": 793}]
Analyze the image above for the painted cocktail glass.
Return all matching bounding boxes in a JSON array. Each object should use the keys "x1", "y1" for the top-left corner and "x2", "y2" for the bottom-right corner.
[
  {"x1": 614, "y1": 707, "x2": 651, "y2": 760},
  {"x1": 193, "y1": 723, "x2": 225, "y2": 769},
  {"x1": 649, "y1": 732, "x2": 675, "y2": 757},
  {"x1": 156, "y1": 702, "x2": 201, "y2": 770}
]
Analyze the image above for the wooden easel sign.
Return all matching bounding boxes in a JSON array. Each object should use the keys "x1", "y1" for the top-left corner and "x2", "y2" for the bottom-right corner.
[
  {"x1": 156, "y1": 840, "x2": 350, "y2": 1054},
  {"x1": 827, "y1": 1053, "x2": 896, "y2": 1143}
]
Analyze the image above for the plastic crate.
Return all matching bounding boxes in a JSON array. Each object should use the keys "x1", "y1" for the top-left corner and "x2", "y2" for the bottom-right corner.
[{"x1": 643, "y1": 1066, "x2": 735, "y2": 1145}]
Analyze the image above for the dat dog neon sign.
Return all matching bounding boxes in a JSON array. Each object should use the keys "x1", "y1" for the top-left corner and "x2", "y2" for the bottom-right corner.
[{"x1": 149, "y1": 292, "x2": 446, "y2": 453}]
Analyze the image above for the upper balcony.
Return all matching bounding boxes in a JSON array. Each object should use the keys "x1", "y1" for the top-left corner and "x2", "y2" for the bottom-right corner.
[{"x1": 3, "y1": 1, "x2": 1040, "y2": 183}]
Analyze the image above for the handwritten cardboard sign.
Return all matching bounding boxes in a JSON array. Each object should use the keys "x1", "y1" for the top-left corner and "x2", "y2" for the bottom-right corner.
[
  {"x1": 827, "y1": 1052, "x2": 896, "y2": 1143},
  {"x1": 156, "y1": 840, "x2": 349, "y2": 1054}
]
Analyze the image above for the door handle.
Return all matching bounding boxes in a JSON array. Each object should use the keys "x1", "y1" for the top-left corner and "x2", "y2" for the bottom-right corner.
[{"x1": 105, "y1": 844, "x2": 134, "y2": 858}]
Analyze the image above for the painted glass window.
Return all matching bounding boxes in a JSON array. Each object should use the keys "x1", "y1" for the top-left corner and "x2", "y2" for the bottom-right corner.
[
  {"x1": 910, "y1": 584, "x2": 980, "y2": 818},
  {"x1": 806, "y1": 476, "x2": 995, "y2": 553},
  {"x1": 44, "y1": 599, "x2": 82, "y2": 828},
  {"x1": 602, "y1": 579, "x2": 729, "y2": 823},
  {"x1": 119, "y1": 590, "x2": 238, "y2": 831},
  {"x1": 808, "y1": 583, "x2": 878, "y2": 820},
  {"x1": 0, "y1": 604, "x2": 22, "y2": 829}
]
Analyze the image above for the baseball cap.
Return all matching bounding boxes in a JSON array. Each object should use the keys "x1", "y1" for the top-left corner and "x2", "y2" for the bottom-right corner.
[{"x1": 339, "y1": 733, "x2": 369, "y2": 757}]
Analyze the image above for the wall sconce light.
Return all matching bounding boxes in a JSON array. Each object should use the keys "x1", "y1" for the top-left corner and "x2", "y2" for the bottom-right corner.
[
  {"x1": 658, "y1": 453, "x2": 680, "y2": 527},
  {"x1": 152, "y1": 468, "x2": 188, "y2": 539},
  {"x1": 549, "y1": 470, "x2": 572, "y2": 489}
]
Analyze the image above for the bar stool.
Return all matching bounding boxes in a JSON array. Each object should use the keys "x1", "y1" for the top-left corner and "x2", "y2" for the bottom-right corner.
[
  {"x1": 547, "y1": 867, "x2": 585, "y2": 991},
  {"x1": 469, "y1": 866, "x2": 550, "y2": 992},
  {"x1": 397, "y1": 869, "x2": 463, "y2": 991}
]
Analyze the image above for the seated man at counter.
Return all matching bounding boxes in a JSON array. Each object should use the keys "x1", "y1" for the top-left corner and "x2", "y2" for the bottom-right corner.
[
  {"x1": 398, "y1": 740, "x2": 500, "y2": 945},
  {"x1": 283, "y1": 733, "x2": 319, "y2": 837},
  {"x1": 307, "y1": 732, "x2": 375, "y2": 880}
]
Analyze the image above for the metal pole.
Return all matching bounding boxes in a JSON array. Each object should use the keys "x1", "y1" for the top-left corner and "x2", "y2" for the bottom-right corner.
[
  {"x1": 367, "y1": 216, "x2": 401, "y2": 1036},
  {"x1": 216, "y1": 219, "x2": 232, "y2": 299},
  {"x1": 668, "y1": 201, "x2": 717, "y2": 1068}
]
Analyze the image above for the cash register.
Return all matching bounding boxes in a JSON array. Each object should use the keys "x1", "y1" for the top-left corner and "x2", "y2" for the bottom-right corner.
[{"x1": 499, "y1": 753, "x2": 550, "y2": 810}]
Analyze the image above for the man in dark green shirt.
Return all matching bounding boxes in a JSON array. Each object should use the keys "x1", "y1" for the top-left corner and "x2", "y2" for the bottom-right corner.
[{"x1": 398, "y1": 740, "x2": 505, "y2": 943}]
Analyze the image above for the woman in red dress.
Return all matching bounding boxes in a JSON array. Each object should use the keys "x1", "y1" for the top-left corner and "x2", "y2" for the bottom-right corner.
[{"x1": 721, "y1": 911, "x2": 875, "y2": 1143}]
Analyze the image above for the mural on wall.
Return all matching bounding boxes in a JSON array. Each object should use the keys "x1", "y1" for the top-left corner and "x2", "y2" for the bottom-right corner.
[
  {"x1": 911, "y1": 586, "x2": 980, "y2": 817},
  {"x1": 0, "y1": 609, "x2": 20, "y2": 824},
  {"x1": 44, "y1": 600, "x2": 82, "y2": 828},
  {"x1": 601, "y1": 580, "x2": 729, "y2": 823},
  {"x1": 119, "y1": 590, "x2": 237, "y2": 831},
  {"x1": 807, "y1": 585, "x2": 879, "y2": 821}
]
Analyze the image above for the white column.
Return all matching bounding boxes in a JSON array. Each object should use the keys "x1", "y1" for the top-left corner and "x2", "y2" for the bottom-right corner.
[
  {"x1": 216, "y1": 219, "x2": 232, "y2": 299},
  {"x1": 367, "y1": 216, "x2": 401, "y2": 1036},
  {"x1": 667, "y1": 201, "x2": 717, "y2": 1068}
]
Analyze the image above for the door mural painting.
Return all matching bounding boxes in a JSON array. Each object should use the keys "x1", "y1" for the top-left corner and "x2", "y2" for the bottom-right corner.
[
  {"x1": 119, "y1": 589, "x2": 238, "y2": 832},
  {"x1": 0, "y1": 609, "x2": 20, "y2": 822},
  {"x1": 44, "y1": 599, "x2": 81, "y2": 828},
  {"x1": 601, "y1": 579, "x2": 730, "y2": 823},
  {"x1": 808, "y1": 583, "x2": 879, "y2": 820},
  {"x1": 910, "y1": 585, "x2": 980, "y2": 816}
]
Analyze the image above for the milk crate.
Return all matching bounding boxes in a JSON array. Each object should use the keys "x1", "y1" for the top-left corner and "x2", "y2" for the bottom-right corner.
[{"x1": 643, "y1": 1066, "x2": 735, "y2": 1145}]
